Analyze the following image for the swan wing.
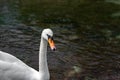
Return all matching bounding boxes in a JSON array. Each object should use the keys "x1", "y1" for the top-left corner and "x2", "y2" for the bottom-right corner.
[
  {"x1": 0, "y1": 51, "x2": 27, "y2": 66},
  {"x1": 0, "y1": 60, "x2": 39, "y2": 80}
]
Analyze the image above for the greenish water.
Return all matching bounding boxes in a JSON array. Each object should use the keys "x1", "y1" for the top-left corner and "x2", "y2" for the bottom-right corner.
[
  {"x1": 18, "y1": 0, "x2": 120, "y2": 26},
  {"x1": 0, "y1": 0, "x2": 120, "y2": 80}
]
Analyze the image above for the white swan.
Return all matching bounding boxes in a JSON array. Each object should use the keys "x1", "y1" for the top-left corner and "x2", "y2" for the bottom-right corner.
[{"x1": 0, "y1": 28, "x2": 56, "y2": 80}]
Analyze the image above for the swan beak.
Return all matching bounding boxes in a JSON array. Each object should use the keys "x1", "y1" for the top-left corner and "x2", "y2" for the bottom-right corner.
[{"x1": 48, "y1": 38, "x2": 56, "y2": 51}]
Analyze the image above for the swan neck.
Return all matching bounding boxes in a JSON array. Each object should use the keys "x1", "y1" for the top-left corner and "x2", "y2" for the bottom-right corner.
[{"x1": 39, "y1": 37, "x2": 50, "y2": 79}]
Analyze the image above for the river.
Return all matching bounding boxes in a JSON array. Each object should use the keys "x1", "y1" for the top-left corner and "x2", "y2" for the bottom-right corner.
[{"x1": 0, "y1": 0, "x2": 120, "y2": 80}]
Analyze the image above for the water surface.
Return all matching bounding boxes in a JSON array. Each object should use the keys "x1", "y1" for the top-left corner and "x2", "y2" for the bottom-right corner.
[{"x1": 0, "y1": 0, "x2": 120, "y2": 80}]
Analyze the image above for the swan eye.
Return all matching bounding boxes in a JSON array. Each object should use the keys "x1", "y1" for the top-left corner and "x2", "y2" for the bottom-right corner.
[
  {"x1": 47, "y1": 34, "x2": 50, "y2": 38},
  {"x1": 47, "y1": 34, "x2": 53, "y2": 40}
]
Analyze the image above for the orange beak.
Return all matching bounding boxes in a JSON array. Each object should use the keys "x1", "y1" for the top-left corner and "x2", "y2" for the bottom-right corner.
[{"x1": 48, "y1": 38, "x2": 56, "y2": 51}]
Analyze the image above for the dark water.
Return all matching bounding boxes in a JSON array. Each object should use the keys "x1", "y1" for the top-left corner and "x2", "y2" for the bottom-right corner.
[{"x1": 0, "y1": 0, "x2": 120, "y2": 80}]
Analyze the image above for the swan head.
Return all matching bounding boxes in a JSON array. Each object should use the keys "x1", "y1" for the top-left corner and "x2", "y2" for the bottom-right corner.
[{"x1": 42, "y1": 28, "x2": 56, "y2": 51}]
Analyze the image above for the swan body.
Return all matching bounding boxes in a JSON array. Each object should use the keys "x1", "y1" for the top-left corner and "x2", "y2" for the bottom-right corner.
[
  {"x1": 0, "y1": 28, "x2": 56, "y2": 80},
  {"x1": 0, "y1": 51, "x2": 39, "y2": 80}
]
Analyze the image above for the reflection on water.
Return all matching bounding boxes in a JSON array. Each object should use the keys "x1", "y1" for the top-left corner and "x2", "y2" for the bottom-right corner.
[
  {"x1": 106, "y1": 0, "x2": 120, "y2": 17},
  {"x1": 0, "y1": 0, "x2": 120, "y2": 80},
  {"x1": 0, "y1": 0, "x2": 20, "y2": 25},
  {"x1": 106, "y1": 0, "x2": 120, "y2": 4}
]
